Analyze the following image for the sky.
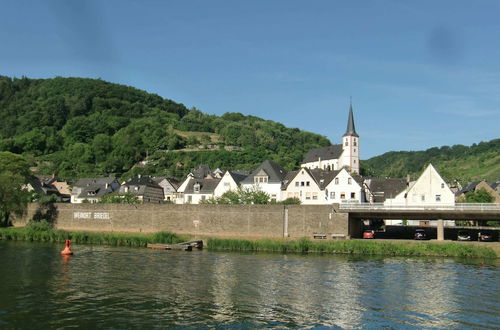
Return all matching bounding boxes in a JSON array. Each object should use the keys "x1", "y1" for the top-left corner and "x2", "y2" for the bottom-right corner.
[{"x1": 1, "y1": 0, "x2": 499, "y2": 159}]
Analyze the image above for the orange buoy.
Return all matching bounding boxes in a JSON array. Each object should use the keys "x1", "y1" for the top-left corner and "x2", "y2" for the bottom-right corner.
[{"x1": 61, "y1": 240, "x2": 74, "y2": 255}]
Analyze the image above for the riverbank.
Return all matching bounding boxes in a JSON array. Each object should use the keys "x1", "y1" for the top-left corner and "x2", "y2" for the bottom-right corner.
[
  {"x1": 0, "y1": 227, "x2": 497, "y2": 258},
  {"x1": 206, "y1": 237, "x2": 498, "y2": 258},
  {"x1": 0, "y1": 226, "x2": 189, "y2": 247}
]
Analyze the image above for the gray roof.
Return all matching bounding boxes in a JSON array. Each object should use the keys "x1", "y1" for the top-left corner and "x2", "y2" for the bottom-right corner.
[
  {"x1": 344, "y1": 103, "x2": 359, "y2": 137},
  {"x1": 228, "y1": 171, "x2": 249, "y2": 185},
  {"x1": 192, "y1": 164, "x2": 212, "y2": 179},
  {"x1": 302, "y1": 145, "x2": 343, "y2": 163},
  {"x1": 73, "y1": 177, "x2": 119, "y2": 199},
  {"x1": 152, "y1": 176, "x2": 181, "y2": 190},
  {"x1": 185, "y1": 179, "x2": 221, "y2": 194},
  {"x1": 365, "y1": 178, "x2": 407, "y2": 202},
  {"x1": 282, "y1": 170, "x2": 299, "y2": 189},
  {"x1": 308, "y1": 169, "x2": 341, "y2": 189},
  {"x1": 121, "y1": 176, "x2": 163, "y2": 196},
  {"x1": 73, "y1": 177, "x2": 118, "y2": 188},
  {"x1": 456, "y1": 181, "x2": 480, "y2": 196},
  {"x1": 241, "y1": 160, "x2": 286, "y2": 184}
]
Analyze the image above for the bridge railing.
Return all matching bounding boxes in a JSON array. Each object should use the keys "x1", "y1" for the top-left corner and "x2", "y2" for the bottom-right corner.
[{"x1": 338, "y1": 203, "x2": 500, "y2": 211}]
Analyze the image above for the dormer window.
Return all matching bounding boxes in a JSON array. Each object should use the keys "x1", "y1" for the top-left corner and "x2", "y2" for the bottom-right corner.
[
  {"x1": 254, "y1": 176, "x2": 268, "y2": 184},
  {"x1": 194, "y1": 183, "x2": 201, "y2": 193}
]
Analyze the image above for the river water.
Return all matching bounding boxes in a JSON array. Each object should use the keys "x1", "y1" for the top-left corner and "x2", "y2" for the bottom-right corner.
[{"x1": 0, "y1": 241, "x2": 498, "y2": 329}]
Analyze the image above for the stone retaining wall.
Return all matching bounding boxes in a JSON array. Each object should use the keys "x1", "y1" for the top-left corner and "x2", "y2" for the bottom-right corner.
[{"x1": 13, "y1": 203, "x2": 351, "y2": 239}]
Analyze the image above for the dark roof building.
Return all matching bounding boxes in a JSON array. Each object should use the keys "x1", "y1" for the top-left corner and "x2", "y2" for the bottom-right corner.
[
  {"x1": 364, "y1": 178, "x2": 408, "y2": 203},
  {"x1": 184, "y1": 178, "x2": 221, "y2": 194},
  {"x1": 241, "y1": 160, "x2": 286, "y2": 185},
  {"x1": 71, "y1": 177, "x2": 121, "y2": 203},
  {"x1": 120, "y1": 176, "x2": 164, "y2": 203},
  {"x1": 302, "y1": 145, "x2": 343, "y2": 164}
]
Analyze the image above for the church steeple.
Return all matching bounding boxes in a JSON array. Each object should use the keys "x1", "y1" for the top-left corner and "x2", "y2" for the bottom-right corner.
[
  {"x1": 341, "y1": 100, "x2": 360, "y2": 174},
  {"x1": 344, "y1": 101, "x2": 359, "y2": 137}
]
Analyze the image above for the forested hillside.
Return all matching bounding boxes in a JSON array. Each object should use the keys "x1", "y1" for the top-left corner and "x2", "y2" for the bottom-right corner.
[
  {"x1": 362, "y1": 139, "x2": 500, "y2": 184},
  {"x1": 0, "y1": 76, "x2": 330, "y2": 179}
]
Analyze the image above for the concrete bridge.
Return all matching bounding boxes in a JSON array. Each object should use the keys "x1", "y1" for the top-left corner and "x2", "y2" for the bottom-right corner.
[{"x1": 339, "y1": 203, "x2": 500, "y2": 240}]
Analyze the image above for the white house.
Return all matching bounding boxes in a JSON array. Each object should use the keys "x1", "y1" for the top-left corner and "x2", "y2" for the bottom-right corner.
[
  {"x1": 323, "y1": 169, "x2": 364, "y2": 204},
  {"x1": 71, "y1": 178, "x2": 121, "y2": 203},
  {"x1": 152, "y1": 176, "x2": 180, "y2": 202},
  {"x1": 214, "y1": 171, "x2": 249, "y2": 197},
  {"x1": 384, "y1": 164, "x2": 455, "y2": 226},
  {"x1": 301, "y1": 103, "x2": 360, "y2": 174},
  {"x1": 183, "y1": 178, "x2": 220, "y2": 204},
  {"x1": 241, "y1": 160, "x2": 287, "y2": 202},
  {"x1": 384, "y1": 164, "x2": 455, "y2": 207},
  {"x1": 282, "y1": 168, "x2": 364, "y2": 205},
  {"x1": 175, "y1": 175, "x2": 193, "y2": 204}
]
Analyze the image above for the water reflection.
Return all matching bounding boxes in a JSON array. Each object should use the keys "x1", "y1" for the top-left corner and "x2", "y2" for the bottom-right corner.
[{"x1": 0, "y1": 241, "x2": 498, "y2": 328}]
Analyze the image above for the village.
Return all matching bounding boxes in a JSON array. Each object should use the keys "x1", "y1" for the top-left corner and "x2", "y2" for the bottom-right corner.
[{"x1": 26, "y1": 105, "x2": 500, "y2": 230}]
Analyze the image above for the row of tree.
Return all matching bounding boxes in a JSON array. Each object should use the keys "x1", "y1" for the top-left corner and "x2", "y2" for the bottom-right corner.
[{"x1": 0, "y1": 76, "x2": 330, "y2": 180}]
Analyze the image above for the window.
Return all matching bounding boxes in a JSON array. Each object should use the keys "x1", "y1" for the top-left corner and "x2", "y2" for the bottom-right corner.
[
  {"x1": 354, "y1": 141, "x2": 357, "y2": 146},
  {"x1": 201, "y1": 195, "x2": 206, "y2": 201},
  {"x1": 287, "y1": 192, "x2": 293, "y2": 198},
  {"x1": 348, "y1": 178, "x2": 352, "y2": 184},
  {"x1": 421, "y1": 195, "x2": 425, "y2": 202},
  {"x1": 312, "y1": 192, "x2": 318, "y2": 200},
  {"x1": 306, "y1": 181, "x2": 310, "y2": 186},
  {"x1": 295, "y1": 182, "x2": 299, "y2": 187},
  {"x1": 345, "y1": 141, "x2": 348, "y2": 146},
  {"x1": 187, "y1": 196, "x2": 192, "y2": 203},
  {"x1": 354, "y1": 160, "x2": 356, "y2": 163},
  {"x1": 330, "y1": 192, "x2": 335, "y2": 199},
  {"x1": 224, "y1": 182, "x2": 230, "y2": 187},
  {"x1": 305, "y1": 192, "x2": 311, "y2": 200},
  {"x1": 335, "y1": 178, "x2": 339, "y2": 184},
  {"x1": 301, "y1": 181, "x2": 305, "y2": 186},
  {"x1": 354, "y1": 149, "x2": 356, "y2": 153},
  {"x1": 441, "y1": 183, "x2": 445, "y2": 189},
  {"x1": 294, "y1": 192, "x2": 299, "y2": 198},
  {"x1": 435, "y1": 195, "x2": 441, "y2": 202},
  {"x1": 351, "y1": 192, "x2": 355, "y2": 199},
  {"x1": 340, "y1": 193, "x2": 346, "y2": 199},
  {"x1": 194, "y1": 183, "x2": 200, "y2": 193}
]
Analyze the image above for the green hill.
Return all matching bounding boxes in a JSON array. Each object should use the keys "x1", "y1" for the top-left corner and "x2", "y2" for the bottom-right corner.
[
  {"x1": 362, "y1": 139, "x2": 500, "y2": 184},
  {"x1": 0, "y1": 76, "x2": 330, "y2": 179}
]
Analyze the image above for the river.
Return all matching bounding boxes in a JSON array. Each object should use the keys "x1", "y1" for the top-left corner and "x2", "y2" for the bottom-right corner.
[{"x1": 0, "y1": 241, "x2": 498, "y2": 329}]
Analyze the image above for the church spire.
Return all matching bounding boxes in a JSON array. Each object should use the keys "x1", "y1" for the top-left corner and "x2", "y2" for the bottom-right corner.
[{"x1": 344, "y1": 101, "x2": 359, "y2": 137}]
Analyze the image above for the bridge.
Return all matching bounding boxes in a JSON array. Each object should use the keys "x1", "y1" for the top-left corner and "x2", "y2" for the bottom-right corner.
[
  {"x1": 338, "y1": 203, "x2": 500, "y2": 241},
  {"x1": 339, "y1": 203, "x2": 500, "y2": 221}
]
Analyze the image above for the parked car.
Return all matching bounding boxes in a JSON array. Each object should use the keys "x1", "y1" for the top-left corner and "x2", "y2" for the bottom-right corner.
[
  {"x1": 478, "y1": 232, "x2": 494, "y2": 242},
  {"x1": 363, "y1": 230, "x2": 374, "y2": 239},
  {"x1": 414, "y1": 229, "x2": 427, "y2": 240},
  {"x1": 457, "y1": 230, "x2": 471, "y2": 241}
]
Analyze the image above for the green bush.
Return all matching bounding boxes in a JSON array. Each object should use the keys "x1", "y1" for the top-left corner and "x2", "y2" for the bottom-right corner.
[{"x1": 207, "y1": 237, "x2": 497, "y2": 258}]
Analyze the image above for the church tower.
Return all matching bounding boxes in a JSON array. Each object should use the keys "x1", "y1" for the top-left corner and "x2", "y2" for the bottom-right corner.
[{"x1": 341, "y1": 102, "x2": 360, "y2": 174}]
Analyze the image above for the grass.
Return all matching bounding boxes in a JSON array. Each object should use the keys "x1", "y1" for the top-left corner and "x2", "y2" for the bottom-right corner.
[
  {"x1": 1, "y1": 223, "x2": 496, "y2": 258},
  {"x1": 0, "y1": 224, "x2": 189, "y2": 248},
  {"x1": 207, "y1": 237, "x2": 498, "y2": 259}
]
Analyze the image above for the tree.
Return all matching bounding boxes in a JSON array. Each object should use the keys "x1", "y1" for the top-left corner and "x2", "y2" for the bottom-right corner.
[
  {"x1": 463, "y1": 188, "x2": 494, "y2": 203},
  {"x1": 0, "y1": 152, "x2": 31, "y2": 226},
  {"x1": 99, "y1": 192, "x2": 140, "y2": 204},
  {"x1": 202, "y1": 188, "x2": 270, "y2": 205}
]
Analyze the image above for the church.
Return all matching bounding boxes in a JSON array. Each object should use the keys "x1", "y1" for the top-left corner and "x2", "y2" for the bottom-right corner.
[{"x1": 301, "y1": 103, "x2": 360, "y2": 174}]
